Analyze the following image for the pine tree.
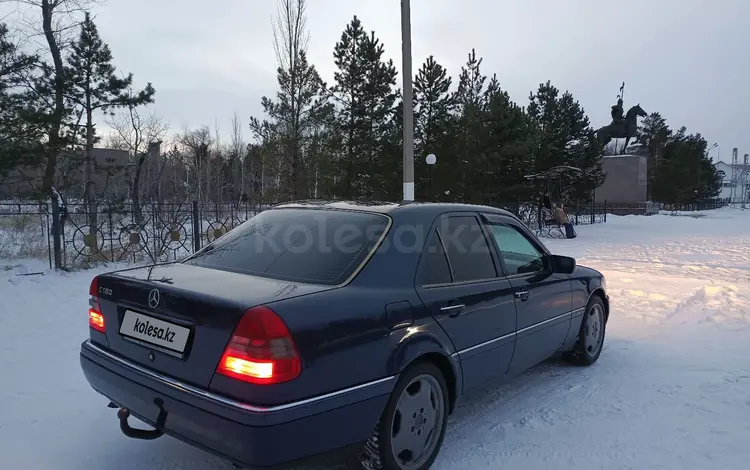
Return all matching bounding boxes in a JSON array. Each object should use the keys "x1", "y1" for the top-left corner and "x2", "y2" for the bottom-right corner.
[
  {"x1": 330, "y1": 16, "x2": 369, "y2": 197},
  {"x1": 330, "y1": 16, "x2": 397, "y2": 199},
  {"x1": 413, "y1": 55, "x2": 454, "y2": 199},
  {"x1": 637, "y1": 112, "x2": 672, "y2": 200},
  {"x1": 453, "y1": 49, "x2": 487, "y2": 201},
  {"x1": 480, "y1": 75, "x2": 537, "y2": 203},
  {"x1": 528, "y1": 81, "x2": 603, "y2": 202},
  {"x1": 249, "y1": 50, "x2": 325, "y2": 199},
  {"x1": 66, "y1": 12, "x2": 155, "y2": 221},
  {"x1": 652, "y1": 132, "x2": 720, "y2": 204},
  {"x1": 0, "y1": 23, "x2": 46, "y2": 178}
]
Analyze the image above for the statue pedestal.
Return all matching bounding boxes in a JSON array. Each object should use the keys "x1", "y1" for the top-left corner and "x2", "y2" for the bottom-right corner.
[{"x1": 595, "y1": 154, "x2": 656, "y2": 215}]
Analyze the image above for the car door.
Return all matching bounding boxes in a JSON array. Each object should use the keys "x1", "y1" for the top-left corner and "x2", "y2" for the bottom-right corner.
[
  {"x1": 481, "y1": 214, "x2": 573, "y2": 375},
  {"x1": 415, "y1": 213, "x2": 517, "y2": 391}
]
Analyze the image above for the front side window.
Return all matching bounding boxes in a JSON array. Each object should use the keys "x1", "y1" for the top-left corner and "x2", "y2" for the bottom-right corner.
[{"x1": 487, "y1": 224, "x2": 544, "y2": 275}]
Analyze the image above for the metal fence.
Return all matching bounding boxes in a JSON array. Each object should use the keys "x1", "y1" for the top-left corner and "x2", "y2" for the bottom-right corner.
[
  {"x1": 55, "y1": 200, "x2": 260, "y2": 269},
  {"x1": 0, "y1": 202, "x2": 53, "y2": 267},
  {"x1": 494, "y1": 200, "x2": 608, "y2": 229},
  {"x1": 658, "y1": 200, "x2": 728, "y2": 212},
  {"x1": 0, "y1": 198, "x2": 611, "y2": 270}
]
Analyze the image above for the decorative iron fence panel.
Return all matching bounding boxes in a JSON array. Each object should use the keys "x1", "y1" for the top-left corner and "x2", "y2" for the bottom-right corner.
[{"x1": 1, "y1": 198, "x2": 610, "y2": 270}]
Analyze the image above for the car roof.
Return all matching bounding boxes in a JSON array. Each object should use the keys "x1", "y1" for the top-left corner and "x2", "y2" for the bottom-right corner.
[{"x1": 271, "y1": 199, "x2": 518, "y2": 218}]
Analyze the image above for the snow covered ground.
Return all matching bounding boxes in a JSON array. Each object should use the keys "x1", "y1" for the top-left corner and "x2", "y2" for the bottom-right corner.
[{"x1": 1, "y1": 208, "x2": 749, "y2": 470}]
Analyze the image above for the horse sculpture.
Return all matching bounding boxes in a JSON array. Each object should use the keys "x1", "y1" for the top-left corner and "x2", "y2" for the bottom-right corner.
[{"x1": 595, "y1": 104, "x2": 647, "y2": 153}]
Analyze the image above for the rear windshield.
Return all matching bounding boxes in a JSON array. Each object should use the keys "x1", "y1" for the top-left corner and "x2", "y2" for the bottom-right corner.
[{"x1": 183, "y1": 208, "x2": 390, "y2": 285}]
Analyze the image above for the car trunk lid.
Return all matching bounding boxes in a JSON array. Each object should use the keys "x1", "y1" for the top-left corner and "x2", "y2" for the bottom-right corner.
[{"x1": 92, "y1": 262, "x2": 334, "y2": 388}]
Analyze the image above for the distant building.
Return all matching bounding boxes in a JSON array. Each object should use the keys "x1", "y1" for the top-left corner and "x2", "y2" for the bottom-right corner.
[
  {"x1": 0, "y1": 148, "x2": 131, "y2": 200},
  {"x1": 714, "y1": 159, "x2": 750, "y2": 203}
]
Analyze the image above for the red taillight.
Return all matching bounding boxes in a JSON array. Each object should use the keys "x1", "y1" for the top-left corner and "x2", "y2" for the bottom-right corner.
[
  {"x1": 89, "y1": 309, "x2": 105, "y2": 332},
  {"x1": 216, "y1": 306, "x2": 301, "y2": 385},
  {"x1": 88, "y1": 276, "x2": 105, "y2": 333}
]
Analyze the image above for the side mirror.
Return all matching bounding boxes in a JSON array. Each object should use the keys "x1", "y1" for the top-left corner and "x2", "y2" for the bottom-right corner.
[{"x1": 543, "y1": 254, "x2": 576, "y2": 274}]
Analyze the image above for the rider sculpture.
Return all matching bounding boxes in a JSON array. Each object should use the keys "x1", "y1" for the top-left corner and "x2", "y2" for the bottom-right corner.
[
  {"x1": 610, "y1": 97, "x2": 625, "y2": 133},
  {"x1": 595, "y1": 83, "x2": 647, "y2": 152}
]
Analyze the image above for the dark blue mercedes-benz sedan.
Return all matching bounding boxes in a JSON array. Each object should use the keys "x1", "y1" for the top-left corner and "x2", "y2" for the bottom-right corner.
[{"x1": 80, "y1": 201, "x2": 609, "y2": 470}]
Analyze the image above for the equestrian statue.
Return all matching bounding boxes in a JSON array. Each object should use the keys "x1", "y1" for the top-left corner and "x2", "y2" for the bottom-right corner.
[{"x1": 594, "y1": 82, "x2": 647, "y2": 154}]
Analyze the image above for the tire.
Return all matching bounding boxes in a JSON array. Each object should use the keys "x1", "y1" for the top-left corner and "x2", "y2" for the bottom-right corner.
[
  {"x1": 564, "y1": 296, "x2": 607, "y2": 366},
  {"x1": 359, "y1": 362, "x2": 449, "y2": 470}
]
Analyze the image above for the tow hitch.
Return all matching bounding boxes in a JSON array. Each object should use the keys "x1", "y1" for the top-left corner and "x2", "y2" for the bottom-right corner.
[{"x1": 115, "y1": 398, "x2": 167, "y2": 440}]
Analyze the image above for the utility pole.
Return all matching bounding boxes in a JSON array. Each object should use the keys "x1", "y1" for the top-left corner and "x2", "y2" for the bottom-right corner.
[{"x1": 401, "y1": 0, "x2": 414, "y2": 201}]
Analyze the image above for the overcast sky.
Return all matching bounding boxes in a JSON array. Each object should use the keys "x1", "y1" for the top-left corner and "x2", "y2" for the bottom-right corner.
[{"x1": 9, "y1": 0, "x2": 750, "y2": 162}]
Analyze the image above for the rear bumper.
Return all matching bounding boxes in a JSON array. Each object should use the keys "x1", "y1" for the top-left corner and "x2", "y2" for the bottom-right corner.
[{"x1": 79, "y1": 340, "x2": 393, "y2": 468}]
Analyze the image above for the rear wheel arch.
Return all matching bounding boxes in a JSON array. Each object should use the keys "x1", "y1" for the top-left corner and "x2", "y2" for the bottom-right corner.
[{"x1": 400, "y1": 352, "x2": 458, "y2": 414}]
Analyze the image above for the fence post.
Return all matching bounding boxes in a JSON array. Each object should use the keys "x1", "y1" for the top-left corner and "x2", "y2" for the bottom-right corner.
[
  {"x1": 192, "y1": 200, "x2": 201, "y2": 253},
  {"x1": 50, "y1": 194, "x2": 62, "y2": 270},
  {"x1": 604, "y1": 199, "x2": 608, "y2": 222}
]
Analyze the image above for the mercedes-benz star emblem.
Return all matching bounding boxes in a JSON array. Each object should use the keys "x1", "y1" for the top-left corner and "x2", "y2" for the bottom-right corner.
[{"x1": 148, "y1": 288, "x2": 160, "y2": 308}]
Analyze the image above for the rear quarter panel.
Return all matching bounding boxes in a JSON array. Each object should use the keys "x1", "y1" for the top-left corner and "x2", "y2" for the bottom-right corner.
[{"x1": 210, "y1": 209, "x2": 460, "y2": 407}]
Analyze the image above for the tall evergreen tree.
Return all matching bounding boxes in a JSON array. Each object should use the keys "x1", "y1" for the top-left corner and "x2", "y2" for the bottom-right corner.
[
  {"x1": 66, "y1": 13, "x2": 155, "y2": 221},
  {"x1": 637, "y1": 112, "x2": 672, "y2": 199},
  {"x1": 0, "y1": 23, "x2": 46, "y2": 178},
  {"x1": 479, "y1": 75, "x2": 538, "y2": 203},
  {"x1": 652, "y1": 132, "x2": 720, "y2": 204},
  {"x1": 528, "y1": 81, "x2": 603, "y2": 202},
  {"x1": 413, "y1": 55, "x2": 454, "y2": 200},
  {"x1": 6, "y1": 0, "x2": 103, "y2": 197},
  {"x1": 330, "y1": 16, "x2": 397, "y2": 199},
  {"x1": 453, "y1": 49, "x2": 487, "y2": 201}
]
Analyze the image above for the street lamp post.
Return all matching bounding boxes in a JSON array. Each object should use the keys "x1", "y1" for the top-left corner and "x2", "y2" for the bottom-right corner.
[
  {"x1": 401, "y1": 0, "x2": 414, "y2": 201},
  {"x1": 425, "y1": 153, "x2": 436, "y2": 199},
  {"x1": 706, "y1": 142, "x2": 718, "y2": 161}
]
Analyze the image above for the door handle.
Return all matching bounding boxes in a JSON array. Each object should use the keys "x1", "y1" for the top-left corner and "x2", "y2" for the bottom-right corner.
[
  {"x1": 440, "y1": 303, "x2": 465, "y2": 318},
  {"x1": 515, "y1": 289, "x2": 530, "y2": 301}
]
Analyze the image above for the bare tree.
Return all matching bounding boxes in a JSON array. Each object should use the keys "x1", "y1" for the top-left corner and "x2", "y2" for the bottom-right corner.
[
  {"x1": 106, "y1": 104, "x2": 168, "y2": 222},
  {"x1": 178, "y1": 126, "x2": 212, "y2": 203},
  {"x1": 272, "y1": 0, "x2": 309, "y2": 74},
  {"x1": 229, "y1": 112, "x2": 245, "y2": 204}
]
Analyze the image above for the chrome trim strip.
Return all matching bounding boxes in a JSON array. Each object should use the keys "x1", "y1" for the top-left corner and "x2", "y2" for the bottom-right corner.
[
  {"x1": 570, "y1": 307, "x2": 586, "y2": 316},
  {"x1": 340, "y1": 213, "x2": 393, "y2": 287},
  {"x1": 453, "y1": 331, "x2": 515, "y2": 357},
  {"x1": 516, "y1": 310, "x2": 572, "y2": 335},
  {"x1": 451, "y1": 307, "x2": 585, "y2": 357},
  {"x1": 83, "y1": 341, "x2": 395, "y2": 414}
]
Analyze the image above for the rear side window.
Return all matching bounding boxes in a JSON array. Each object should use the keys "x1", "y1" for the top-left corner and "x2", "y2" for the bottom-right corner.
[
  {"x1": 439, "y1": 216, "x2": 497, "y2": 283},
  {"x1": 421, "y1": 230, "x2": 452, "y2": 286},
  {"x1": 184, "y1": 209, "x2": 389, "y2": 285}
]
